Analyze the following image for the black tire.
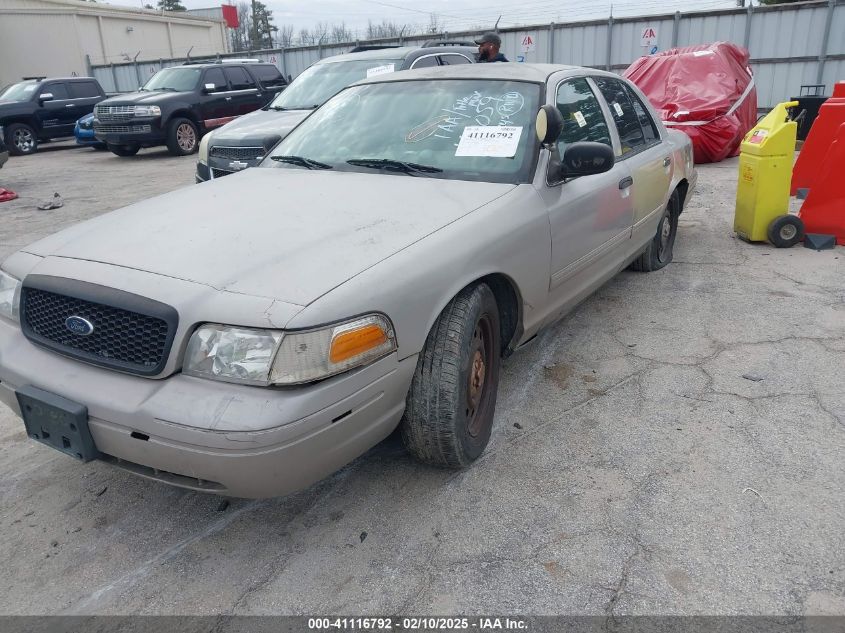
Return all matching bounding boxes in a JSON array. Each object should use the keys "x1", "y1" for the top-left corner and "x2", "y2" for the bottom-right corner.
[
  {"x1": 630, "y1": 189, "x2": 680, "y2": 272},
  {"x1": 6, "y1": 123, "x2": 38, "y2": 156},
  {"x1": 108, "y1": 144, "x2": 140, "y2": 157},
  {"x1": 401, "y1": 283, "x2": 501, "y2": 468},
  {"x1": 165, "y1": 117, "x2": 199, "y2": 156},
  {"x1": 767, "y1": 214, "x2": 804, "y2": 248}
]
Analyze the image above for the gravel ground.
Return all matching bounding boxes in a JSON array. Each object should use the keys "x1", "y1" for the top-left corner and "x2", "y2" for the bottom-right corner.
[{"x1": 0, "y1": 140, "x2": 843, "y2": 616}]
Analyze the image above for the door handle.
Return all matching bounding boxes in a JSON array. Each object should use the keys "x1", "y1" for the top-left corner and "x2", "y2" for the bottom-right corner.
[
  {"x1": 225, "y1": 97, "x2": 232, "y2": 101},
  {"x1": 663, "y1": 156, "x2": 671, "y2": 167},
  {"x1": 618, "y1": 176, "x2": 633, "y2": 190},
  {"x1": 65, "y1": 104, "x2": 75, "y2": 107}
]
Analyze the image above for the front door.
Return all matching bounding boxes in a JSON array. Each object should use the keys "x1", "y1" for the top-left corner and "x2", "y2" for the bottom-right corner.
[
  {"x1": 35, "y1": 82, "x2": 76, "y2": 137},
  {"x1": 67, "y1": 80, "x2": 103, "y2": 121},
  {"x1": 198, "y1": 67, "x2": 232, "y2": 129},
  {"x1": 534, "y1": 76, "x2": 634, "y2": 295},
  {"x1": 593, "y1": 77, "x2": 672, "y2": 245}
]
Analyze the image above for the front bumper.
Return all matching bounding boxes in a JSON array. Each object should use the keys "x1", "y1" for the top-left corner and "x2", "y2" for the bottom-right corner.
[{"x1": 0, "y1": 317, "x2": 417, "y2": 498}]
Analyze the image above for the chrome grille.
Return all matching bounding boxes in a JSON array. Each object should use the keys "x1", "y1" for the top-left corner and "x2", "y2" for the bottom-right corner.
[
  {"x1": 210, "y1": 146, "x2": 264, "y2": 161},
  {"x1": 94, "y1": 124, "x2": 152, "y2": 134},
  {"x1": 211, "y1": 167, "x2": 234, "y2": 179},
  {"x1": 95, "y1": 105, "x2": 135, "y2": 122}
]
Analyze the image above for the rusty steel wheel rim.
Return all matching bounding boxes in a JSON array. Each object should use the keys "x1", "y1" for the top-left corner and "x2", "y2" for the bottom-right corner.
[
  {"x1": 176, "y1": 123, "x2": 196, "y2": 151},
  {"x1": 657, "y1": 213, "x2": 673, "y2": 262},
  {"x1": 465, "y1": 314, "x2": 493, "y2": 438}
]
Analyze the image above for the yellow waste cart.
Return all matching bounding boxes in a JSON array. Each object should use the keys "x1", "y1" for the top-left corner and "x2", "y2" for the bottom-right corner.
[{"x1": 734, "y1": 100, "x2": 805, "y2": 247}]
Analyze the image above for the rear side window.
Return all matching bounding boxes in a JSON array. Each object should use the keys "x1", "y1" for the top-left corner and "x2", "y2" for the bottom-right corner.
[
  {"x1": 251, "y1": 65, "x2": 284, "y2": 87},
  {"x1": 594, "y1": 77, "x2": 646, "y2": 156},
  {"x1": 224, "y1": 66, "x2": 256, "y2": 91},
  {"x1": 69, "y1": 81, "x2": 100, "y2": 98},
  {"x1": 438, "y1": 54, "x2": 471, "y2": 65},
  {"x1": 410, "y1": 55, "x2": 438, "y2": 69},
  {"x1": 204, "y1": 68, "x2": 227, "y2": 91},
  {"x1": 555, "y1": 77, "x2": 612, "y2": 151},
  {"x1": 625, "y1": 84, "x2": 660, "y2": 143},
  {"x1": 42, "y1": 83, "x2": 69, "y2": 99}
]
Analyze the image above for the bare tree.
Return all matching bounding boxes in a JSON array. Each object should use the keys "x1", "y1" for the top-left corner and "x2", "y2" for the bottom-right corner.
[
  {"x1": 427, "y1": 13, "x2": 441, "y2": 34},
  {"x1": 330, "y1": 22, "x2": 354, "y2": 44},
  {"x1": 276, "y1": 24, "x2": 294, "y2": 47},
  {"x1": 366, "y1": 19, "x2": 410, "y2": 39}
]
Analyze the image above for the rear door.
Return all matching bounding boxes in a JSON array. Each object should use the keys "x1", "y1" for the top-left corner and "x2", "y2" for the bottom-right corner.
[
  {"x1": 437, "y1": 53, "x2": 473, "y2": 65},
  {"x1": 67, "y1": 80, "x2": 102, "y2": 121},
  {"x1": 593, "y1": 76, "x2": 672, "y2": 244},
  {"x1": 250, "y1": 64, "x2": 286, "y2": 103},
  {"x1": 35, "y1": 81, "x2": 76, "y2": 136},
  {"x1": 223, "y1": 66, "x2": 262, "y2": 117}
]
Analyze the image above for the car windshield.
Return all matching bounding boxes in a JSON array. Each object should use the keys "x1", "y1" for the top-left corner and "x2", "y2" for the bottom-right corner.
[
  {"x1": 0, "y1": 81, "x2": 40, "y2": 102},
  {"x1": 267, "y1": 59, "x2": 403, "y2": 110},
  {"x1": 142, "y1": 67, "x2": 201, "y2": 92},
  {"x1": 266, "y1": 79, "x2": 541, "y2": 184}
]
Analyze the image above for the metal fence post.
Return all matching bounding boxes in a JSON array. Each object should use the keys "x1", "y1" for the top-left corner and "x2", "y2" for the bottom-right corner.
[
  {"x1": 672, "y1": 11, "x2": 681, "y2": 48},
  {"x1": 110, "y1": 64, "x2": 119, "y2": 92},
  {"x1": 548, "y1": 22, "x2": 555, "y2": 63},
  {"x1": 85, "y1": 54, "x2": 93, "y2": 78},
  {"x1": 743, "y1": 2, "x2": 753, "y2": 50},
  {"x1": 816, "y1": 0, "x2": 836, "y2": 85},
  {"x1": 605, "y1": 16, "x2": 613, "y2": 71},
  {"x1": 281, "y1": 47, "x2": 288, "y2": 80}
]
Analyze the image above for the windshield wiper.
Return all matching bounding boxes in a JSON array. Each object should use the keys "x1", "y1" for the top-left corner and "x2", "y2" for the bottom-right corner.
[
  {"x1": 346, "y1": 158, "x2": 442, "y2": 175},
  {"x1": 270, "y1": 155, "x2": 333, "y2": 170}
]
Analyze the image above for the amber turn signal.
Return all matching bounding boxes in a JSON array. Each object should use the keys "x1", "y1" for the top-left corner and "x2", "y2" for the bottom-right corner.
[{"x1": 329, "y1": 324, "x2": 389, "y2": 364}]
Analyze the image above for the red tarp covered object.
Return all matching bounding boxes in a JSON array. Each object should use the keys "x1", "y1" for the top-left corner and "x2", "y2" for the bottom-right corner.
[{"x1": 624, "y1": 42, "x2": 757, "y2": 164}]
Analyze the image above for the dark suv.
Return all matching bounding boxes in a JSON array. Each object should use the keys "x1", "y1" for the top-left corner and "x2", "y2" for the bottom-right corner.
[
  {"x1": 196, "y1": 43, "x2": 477, "y2": 182},
  {"x1": 94, "y1": 61, "x2": 286, "y2": 157},
  {"x1": 0, "y1": 77, "x2": 107, "y2": 155}
]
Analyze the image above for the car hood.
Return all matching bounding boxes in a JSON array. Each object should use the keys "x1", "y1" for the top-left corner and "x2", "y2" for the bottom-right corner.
[
  {"x1": 98, "y1": 91, "x2": 192, "y2": 105},
  {"x1": 209, "y1": 108, "x2": 310, "y2": 144},
  {"x1": 24, "y1": 169, "x2": 516, "y2": 306}
]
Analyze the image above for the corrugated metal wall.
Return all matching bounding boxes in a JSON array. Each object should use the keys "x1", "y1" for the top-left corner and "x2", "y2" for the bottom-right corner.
[{"x1": 91, "y1": 0, "x2": 844, "y2": 108}]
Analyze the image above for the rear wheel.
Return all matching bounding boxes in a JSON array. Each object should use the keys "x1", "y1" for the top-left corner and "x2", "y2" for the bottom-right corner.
[
  {"x1": 767, "y1": 214, "x2": 804, "y2": 248},
  {"x1": 401, "y1": 283, "x2": 501, "y2": 468},
  {"x1": 166, "y1": 117, "x2": 199, "y2": 156},
  {"x1": 6, "y1": 123, "x2": 38, "y2": 155},
  {"x1": 108, "y1": 144, "x2": 140, "y2": 157},
  {"x1": 630, "y1": 190, "x2": 680, "y2": 272}
]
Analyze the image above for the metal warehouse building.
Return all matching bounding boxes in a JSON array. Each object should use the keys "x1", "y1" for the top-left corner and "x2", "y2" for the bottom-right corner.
[{"x1": 0, "y1": 0, "x2": 229, "y2": 88}]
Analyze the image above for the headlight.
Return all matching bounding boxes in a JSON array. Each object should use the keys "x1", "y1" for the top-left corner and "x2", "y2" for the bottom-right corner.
[
  {"x1": 133, "y1": 105, "x2": 161, "y2": 117},
  {"x1": 198, "y1": 132, "x2": 212, "y2": 165},
  {"x1": 183, "y1": 314, "x2": 396, "y2": 386},
  {"x1": 0, "y1": 270, "x2": 22, "y2": 322}
]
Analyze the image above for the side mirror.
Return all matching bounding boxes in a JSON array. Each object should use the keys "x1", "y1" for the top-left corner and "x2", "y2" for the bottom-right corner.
[
  {"x1": 203, "y1": 83, "x2": 216, "y2": 94},
  {"x1": 560, "y1": 142, "x2": 615, "y2": 178},
  {"x1": 535, "y1": 104, "x2": 563, "y2": 146},
  {"x1": 38, "y1": 92, "x2": 54, "y2": 104}
]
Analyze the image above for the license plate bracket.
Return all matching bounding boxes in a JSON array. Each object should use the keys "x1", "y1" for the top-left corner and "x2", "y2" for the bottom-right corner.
[{"x1": 16, "y1": 385, "x2": 100, "y2": 462}]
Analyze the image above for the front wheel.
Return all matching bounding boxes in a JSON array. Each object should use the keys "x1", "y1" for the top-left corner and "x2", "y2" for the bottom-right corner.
[
  {"x1": 6, "y1": 123, "x2": 38, "y2": 155},
  {"x1": 401, "y1": 283, "x2": 501, "y2": 468},
  {"x1": 630, "y1": 190, "x2": 680, "y2": 272},
  {"x1": 166, "y1": 117, "x2": 199, "y2": 156}
]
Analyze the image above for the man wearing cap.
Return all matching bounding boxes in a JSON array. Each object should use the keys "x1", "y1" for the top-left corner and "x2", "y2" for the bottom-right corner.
[{"x1": 475, "y1": 32, "x2": 509, "y2": 63}]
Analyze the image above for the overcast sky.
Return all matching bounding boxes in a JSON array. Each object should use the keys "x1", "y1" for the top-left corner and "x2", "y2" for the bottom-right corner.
[{"x1": 107, "y1": 0, "x2": 739, "y2": 38}]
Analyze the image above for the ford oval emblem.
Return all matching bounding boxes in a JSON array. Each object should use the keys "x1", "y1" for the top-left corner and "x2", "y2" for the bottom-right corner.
[{"x1": 65, "y1": 316, "x2": 94, "y2": 336}]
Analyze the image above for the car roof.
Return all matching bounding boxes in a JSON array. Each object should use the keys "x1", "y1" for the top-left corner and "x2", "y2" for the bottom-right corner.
[
  {"x1": 355, "y1": 63, "x2": 622, "y2": 84},
  {"x1": 317, "y1": 45, "x2": 476, "y2": 65}
]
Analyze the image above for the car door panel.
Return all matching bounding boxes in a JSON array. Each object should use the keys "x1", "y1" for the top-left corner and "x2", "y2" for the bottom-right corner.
[
  {"x1": 538, "y1": 76, "x2": 633, "y2": 296},
  {"x1": 37, "y1": 82, "x2": 75, "y2": 136},
  {"x1": 593, "y1": 77, "x2": 671, "y2": 251},
  {"x1": 223, "y1": 67, "x2": 262, "y2": 117},
  {"x1": 198, "y1": 68, "x2": 232, "y2": 129}
]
